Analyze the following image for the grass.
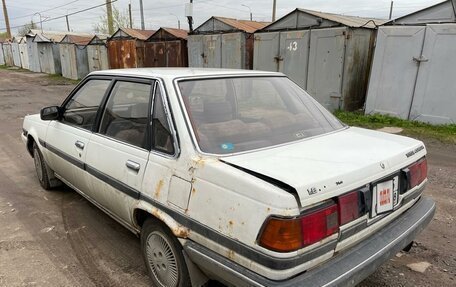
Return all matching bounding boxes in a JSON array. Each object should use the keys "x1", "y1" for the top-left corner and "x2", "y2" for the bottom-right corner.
[
  {"x1": 46, "y1": 74, "x2": 80, "y2": 85},
  {"x1": 334, "y1": 111, "x2": 456, "y2": 144}
]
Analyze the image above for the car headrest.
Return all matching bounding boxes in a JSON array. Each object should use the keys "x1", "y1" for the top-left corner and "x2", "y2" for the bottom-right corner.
[{"x1": 203, "y1": 101, "x2": 233, "y2": 123}]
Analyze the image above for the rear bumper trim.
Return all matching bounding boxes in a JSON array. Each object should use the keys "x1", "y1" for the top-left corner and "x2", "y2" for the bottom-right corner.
[{"x1": 184, "y1": 196, "x2": 435, "y2": 286}]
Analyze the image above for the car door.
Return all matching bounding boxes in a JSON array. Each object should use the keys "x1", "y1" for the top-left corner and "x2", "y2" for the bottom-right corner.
[
  {"x1": 84, "y1": 78, "x2": 153, "y2": 223},
  {"x1": 45, "y1": 78, "x2": 112, "y2": 193}
]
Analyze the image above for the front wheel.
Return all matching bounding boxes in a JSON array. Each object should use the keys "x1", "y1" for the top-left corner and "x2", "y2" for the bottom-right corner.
[{"x1": 141, "y1": 219, "x2": 191, "y2": 287}]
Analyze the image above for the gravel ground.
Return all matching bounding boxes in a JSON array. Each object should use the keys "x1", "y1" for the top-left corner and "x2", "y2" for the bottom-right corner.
[{"x1": 0, "y1": 69, "x2": 454, "y2": 287}]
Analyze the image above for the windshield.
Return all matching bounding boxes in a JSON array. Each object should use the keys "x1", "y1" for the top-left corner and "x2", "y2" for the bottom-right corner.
[{"x1": 178, "y1": 76, "x2": 344, "y2": 154}]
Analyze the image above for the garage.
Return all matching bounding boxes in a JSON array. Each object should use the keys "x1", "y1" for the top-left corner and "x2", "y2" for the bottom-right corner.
[
  {"x1": 254, "y1": 9, "x2": 383, "y2": 111},
  {"x1": 365, "y1": 0, "x2": 456, "y2": 124}
]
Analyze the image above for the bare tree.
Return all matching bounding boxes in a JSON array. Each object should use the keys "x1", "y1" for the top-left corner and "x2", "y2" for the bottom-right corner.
[
  {"x1": 93, "y1": 5, "x2": 131, "y2": 35},
  {"x1": 17, "y1": 21, "x2": 37, "y2": 37}
]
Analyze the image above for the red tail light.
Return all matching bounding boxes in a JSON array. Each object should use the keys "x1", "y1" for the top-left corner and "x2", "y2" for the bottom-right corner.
[
  {"x1": 407, "y1": 158, "x2": 427, "y2": 189},
  {"x1": 301, "y1": 204, "x2": 339, "y2": 247},
  {"x1": 338, "y1": 191, "x2": 360, "y2": 225}
]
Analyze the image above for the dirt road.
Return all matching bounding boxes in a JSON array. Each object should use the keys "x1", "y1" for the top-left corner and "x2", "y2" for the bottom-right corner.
[{"x1": 0, "y1": 69, "x2": 454, "y2": 286}]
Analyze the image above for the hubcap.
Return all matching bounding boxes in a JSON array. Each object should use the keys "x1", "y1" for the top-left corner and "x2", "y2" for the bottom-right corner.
[
  {"x1": 34, "y1": 149, "x2": 43, "y2": 182},
  {"x1": 146, "y1": 231, "x2": 179, "y2": 287}
]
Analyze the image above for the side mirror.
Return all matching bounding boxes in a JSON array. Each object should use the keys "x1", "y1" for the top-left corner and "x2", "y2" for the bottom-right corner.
[{"x1": 40, "y1": 106, "x2": 61, "y2": 121}]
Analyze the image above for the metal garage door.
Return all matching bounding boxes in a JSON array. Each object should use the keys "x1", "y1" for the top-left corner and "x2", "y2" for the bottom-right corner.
[
  {"x1": 306, "y1": 28, "x2": 347, "y2": 111},
  {"x1": 410, "y1": 24, "x2": 456, "y2": 124},
  {"x1": 366, "y1": 24, "x2": 456, "y2": 124}
]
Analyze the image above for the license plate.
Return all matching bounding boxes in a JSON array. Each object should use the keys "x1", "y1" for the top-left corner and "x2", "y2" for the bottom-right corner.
[{"x1": 375, "y1": 180, "x2": 394, "y2": 214}]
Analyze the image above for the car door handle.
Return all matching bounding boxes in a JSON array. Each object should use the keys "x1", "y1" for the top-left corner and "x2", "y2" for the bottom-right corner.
[
  {"x1": 126, "y1": 160, "x2": 140, "y2": 172},
  {"x1": 75, "y1": 141, "x2": 85, "y2": 150}
]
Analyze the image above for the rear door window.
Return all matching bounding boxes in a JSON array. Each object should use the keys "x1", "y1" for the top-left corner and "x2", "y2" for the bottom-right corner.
[{"x1": 99, "y1": 81, "x2": 153, "y2": 149}]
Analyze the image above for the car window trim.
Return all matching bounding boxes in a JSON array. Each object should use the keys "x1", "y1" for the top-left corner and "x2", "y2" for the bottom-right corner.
[{"x1": 149, "y1": 80, "x2": 180, "y2": 159}]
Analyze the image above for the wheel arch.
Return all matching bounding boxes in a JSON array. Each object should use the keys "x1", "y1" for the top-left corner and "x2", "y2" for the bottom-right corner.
[{"x1": 133, "y1": 205, "x2": 189, "y2": 239}]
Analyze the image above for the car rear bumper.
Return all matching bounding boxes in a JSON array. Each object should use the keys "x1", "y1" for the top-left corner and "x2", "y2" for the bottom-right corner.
[{"x1": 183, "y1": 196, "x2": 435, "y2": 287}]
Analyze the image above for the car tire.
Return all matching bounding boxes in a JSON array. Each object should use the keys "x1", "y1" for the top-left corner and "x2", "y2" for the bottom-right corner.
[
  {"x1": 141, "y1": 219, "x2": 191, "y2": 287},
  {"x1": 33, "y1": 142, "x2": 52, "y2": 190}
]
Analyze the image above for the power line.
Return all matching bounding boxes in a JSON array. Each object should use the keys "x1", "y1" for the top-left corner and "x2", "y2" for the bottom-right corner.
[
  {"x1": 7, "y1": 0, "x2": 79, "y2": 21},
  {"x1": 0, "y1": 0, "x2": 118, "y2": 31}
]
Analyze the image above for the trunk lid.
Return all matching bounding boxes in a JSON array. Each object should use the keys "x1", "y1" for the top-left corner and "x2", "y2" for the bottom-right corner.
[{"x1": 222, "y1": 127, "x2": 426, "y2": 207}]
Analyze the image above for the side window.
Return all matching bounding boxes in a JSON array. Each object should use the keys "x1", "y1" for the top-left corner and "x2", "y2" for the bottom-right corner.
[
  {"x1": 62, "y1": 79, "x2": 111, "y2": 130},
  {"x1": 152, "y1": 85, "x2": 175, "y2": 155},
  {"x1": 99, "y1": 81, "x2": 152, "y2": 149}
]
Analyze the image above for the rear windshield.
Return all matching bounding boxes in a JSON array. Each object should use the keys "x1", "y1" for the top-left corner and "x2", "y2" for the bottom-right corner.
[{"x1": 178, "y1": 76, "x2": 344, "y2": 154}]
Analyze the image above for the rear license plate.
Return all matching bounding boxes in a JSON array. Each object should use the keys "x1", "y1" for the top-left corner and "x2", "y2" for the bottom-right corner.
[{"x1": 375, "y1": 180, "x2": 394, "y2": 214}]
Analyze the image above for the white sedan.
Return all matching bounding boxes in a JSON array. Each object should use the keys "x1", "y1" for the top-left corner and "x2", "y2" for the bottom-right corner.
[{"x1": 22, "y1": 69, "x2": 435, "y2": 287}]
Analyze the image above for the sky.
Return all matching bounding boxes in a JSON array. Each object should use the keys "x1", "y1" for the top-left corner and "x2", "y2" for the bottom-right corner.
[{"x1": 0, "y1": 0, "x2": 446, "y2": 35}]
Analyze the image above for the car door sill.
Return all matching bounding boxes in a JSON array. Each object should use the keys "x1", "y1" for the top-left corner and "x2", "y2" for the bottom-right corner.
[{"x1": 54, "y1": 173, "x2": 140, "y2": 235}]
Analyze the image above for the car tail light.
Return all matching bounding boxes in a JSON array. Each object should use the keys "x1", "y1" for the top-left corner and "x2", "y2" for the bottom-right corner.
[
  {"x1": 301, "y1": 203, "x2": 339, "y2": 247},
  {"x1": 258, "y1": 203, "x2": 339, "y2": 252},
  {"x1": 407, "y1": 158, "x2": 427, "y2": 189},
  {"x1": 338, "y1": 191, "x2": 360, "y2": 225},
  {"x1": 258, "y1": 217, "x2": 303, "y2": 252}
]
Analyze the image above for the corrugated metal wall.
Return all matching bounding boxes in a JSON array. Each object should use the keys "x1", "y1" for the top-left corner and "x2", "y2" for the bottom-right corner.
[
  {"x1": 87, "y1": 44, "x2": 109, "y2": 72},
  {"x1": 144, "y1": 40, "x2": 187, "y2": 67},
  {"x1": 11, "y1": 42, "x2": 22, "y2": 67},
  {"x1": 37, "y1": 43, "x2": 61, "y2": 74},
  {"x1": 60, "y1": 43, "x2": 89, "y2": 80},
  {"x1": 19, "y1": 43, "x2": 29, "y2": 69},
  {"x1": 27, "y1": 36, "x2": 41, "y2": 72},
  {"x1": 366, "y1": 24, "x2": 456, "y2": 124},
  {"x1": 2, "y1": 43, "x2": 14, "y2": 66},
  {"x1": 0, "y1": 43, "x2": 5, "y2": 65},
  {"x1": 254, "y1": 28, "x2": 374, "y2": 111},
  {"x1": 107, "y1": 39, "x2": 140, "y2": 69},
  {"x1": 188, "y1": 32, "x2": 254, "y2": 69}
]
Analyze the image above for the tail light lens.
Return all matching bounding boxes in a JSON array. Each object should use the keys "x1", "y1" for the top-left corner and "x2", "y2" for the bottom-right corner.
[
  {"x1": 258, "y1": 203, "x2": 339, "y2": 252},
  {"x1": 258, "y1": 217, "x2": 302, "y2": 252},
  {"x1": 301, "y1": 204, "x2": 339, "y2": 247},
  {"x1": 338, "y1": 191, "x2": 361, "y2": 225},
  {"x1": 407, "y1": 158, "x2": 427, "y2": 189}
]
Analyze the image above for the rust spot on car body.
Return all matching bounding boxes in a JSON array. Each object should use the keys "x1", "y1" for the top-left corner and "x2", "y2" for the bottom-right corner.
[
  {"x1": 154, "y1": 179, "x2": 164, "y2": 198},
  {"x1": 227, "y1": 250, "x2": 235, "y2": 260},
  {"x1": 191, "y1": 187, "x2": 196, "y2": 195},
  {"x1": 173, "y1": 226, "x2": 190, "y2": 238}
]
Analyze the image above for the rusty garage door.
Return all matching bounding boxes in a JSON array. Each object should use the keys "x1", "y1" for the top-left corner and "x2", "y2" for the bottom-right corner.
[{"x1": 108, "y1": 40, "x2": 137, "y2": 69}]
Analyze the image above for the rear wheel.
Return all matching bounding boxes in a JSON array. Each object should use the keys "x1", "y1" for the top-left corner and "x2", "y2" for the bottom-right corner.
[
  {"x1": 33, "y1": 142, "x2": 52, "y2": 190},
  {"x1": 141, "y1": 219, "x2": 191, "y2": 287}
]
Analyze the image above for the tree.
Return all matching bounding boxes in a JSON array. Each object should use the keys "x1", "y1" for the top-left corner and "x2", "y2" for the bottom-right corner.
[
  {"x1": 17, "y1": 20, "x2": 37, "y2": 37},
  {"x1": 93, "y1": 5, "x2": 131, "y2": 35}
]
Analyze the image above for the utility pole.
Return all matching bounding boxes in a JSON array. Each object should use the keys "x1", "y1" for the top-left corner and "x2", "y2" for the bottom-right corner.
[
  {"x1": 139, "y1": 0, "x2": 145, "y2": 30},
  {"x1": 106, "y1": 0, "x2": 114, "y2": 35},
  {"x1": 272, "y1": 0, "x2": 277, "y2": 22},
  {"x1": 389, "y1": 1, "x2": 394, "y2": 20},
  {"x1": 186, "y1": 0, "x2": 193, "y2": 32},
  {"x1": 1, "y1": 0, "x2": 11, "y2": 38},
  {"x1": 65, "y1": 15, "x2": 70, "y2": 32},
  {"x1": 128, "y1": 3, "x2": 133, "y2": 28}
]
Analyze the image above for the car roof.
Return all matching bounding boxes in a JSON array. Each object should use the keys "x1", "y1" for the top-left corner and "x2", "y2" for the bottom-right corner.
[{"x1": 89, "y1": 68, "x2": 284, "y2": 80}]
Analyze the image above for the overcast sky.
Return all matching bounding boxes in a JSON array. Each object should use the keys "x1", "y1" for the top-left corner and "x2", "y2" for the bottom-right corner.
[{"x1": 0, "y1": 0, "x2": 445, "y2": 35}]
